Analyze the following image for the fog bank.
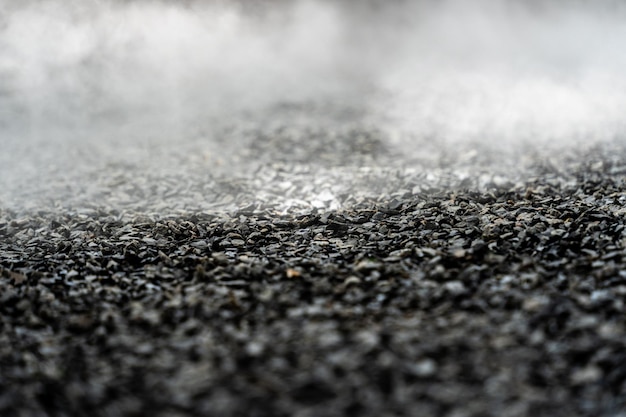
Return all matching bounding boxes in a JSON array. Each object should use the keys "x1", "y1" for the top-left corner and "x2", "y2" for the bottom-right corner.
[{"x1": 1, "y1": 0, "x2": 625, "y2": 209}]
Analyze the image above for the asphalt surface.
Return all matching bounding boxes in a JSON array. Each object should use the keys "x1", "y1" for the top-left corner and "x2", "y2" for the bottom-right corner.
[{"x1": 1, "y1": 103, "x2": 626, "y2": 417}]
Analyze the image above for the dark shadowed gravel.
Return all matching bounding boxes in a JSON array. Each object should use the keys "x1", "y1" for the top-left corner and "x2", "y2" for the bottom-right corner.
[{"x1": 1, "y1": 124, "x2": 626, "y2": 417}]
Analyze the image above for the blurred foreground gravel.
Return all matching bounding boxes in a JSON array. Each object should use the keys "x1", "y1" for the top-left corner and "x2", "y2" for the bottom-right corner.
[{"x1": 1, "y1": 119, "x2": 626, "y2": 417}]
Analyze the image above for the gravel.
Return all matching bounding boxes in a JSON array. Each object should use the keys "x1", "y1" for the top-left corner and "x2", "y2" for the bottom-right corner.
[{"x1": 1, "y1": 115, "x2": 626, "y2": 417}]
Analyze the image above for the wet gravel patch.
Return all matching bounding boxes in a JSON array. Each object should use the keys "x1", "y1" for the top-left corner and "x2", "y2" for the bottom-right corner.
[{"x1": 2, "y1": 137, "x2": 626, "y2": 417}]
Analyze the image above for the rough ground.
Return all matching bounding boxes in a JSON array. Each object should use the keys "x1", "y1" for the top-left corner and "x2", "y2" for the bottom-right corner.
[{"x1": 1, "y1": 117, "x2": 626, "y2": 417}]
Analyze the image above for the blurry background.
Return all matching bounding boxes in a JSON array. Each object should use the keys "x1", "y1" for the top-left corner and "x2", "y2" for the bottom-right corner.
[{"x1": 1, "y1": 0, "x2": 625, "y2": 210}]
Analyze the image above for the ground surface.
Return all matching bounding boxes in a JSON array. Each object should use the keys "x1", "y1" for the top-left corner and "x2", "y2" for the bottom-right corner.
[{"x1": 1, "y1": 109, "x2": 626, "y2": 417}]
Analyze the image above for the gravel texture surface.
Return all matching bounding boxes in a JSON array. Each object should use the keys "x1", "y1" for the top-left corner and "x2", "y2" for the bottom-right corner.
[
  {"x1": 2, "y1": 111, "x2": 626, "y2": 417},
  {"x1": 4, "y1": 1, "x2": 626, "y2": 415}
]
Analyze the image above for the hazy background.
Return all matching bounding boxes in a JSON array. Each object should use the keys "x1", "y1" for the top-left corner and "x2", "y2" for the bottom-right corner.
[{"x1": 1, "y1": 0, "x2": 626, "y2": 210}]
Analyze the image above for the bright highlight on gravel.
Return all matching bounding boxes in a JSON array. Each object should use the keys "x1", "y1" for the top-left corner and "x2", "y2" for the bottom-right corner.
[{"x1": 1, "y1": 1, "x2": 626, "y2": 417}]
